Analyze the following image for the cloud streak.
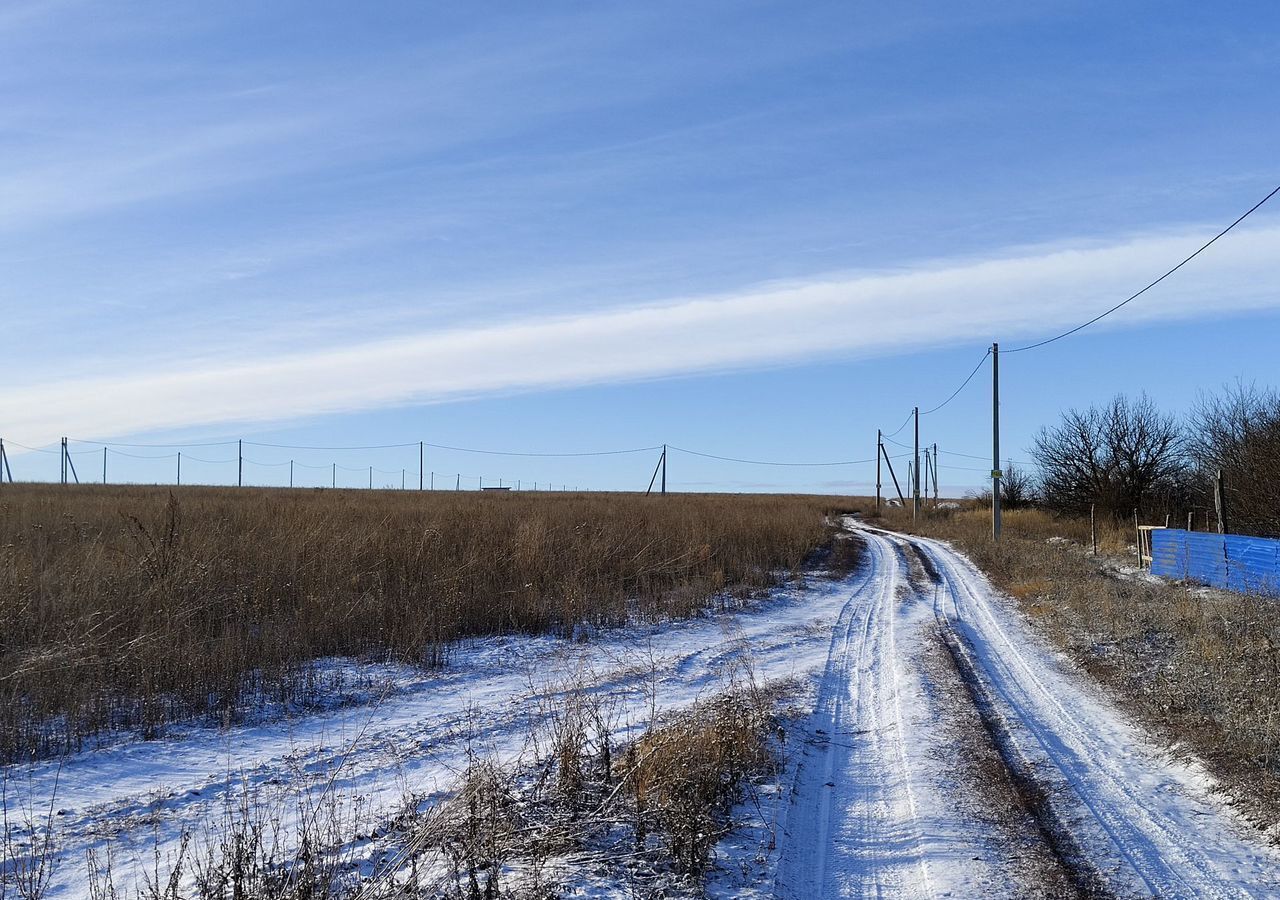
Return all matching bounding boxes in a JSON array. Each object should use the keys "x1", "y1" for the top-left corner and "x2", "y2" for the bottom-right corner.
[{"x1": 7, "y1": 222, "x2": 1280, "y2": 447}]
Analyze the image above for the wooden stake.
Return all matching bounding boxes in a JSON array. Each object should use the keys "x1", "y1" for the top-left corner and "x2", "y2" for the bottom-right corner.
[{"x1": 1091, "y1": 503, "x2": 1097, "y2": 555}]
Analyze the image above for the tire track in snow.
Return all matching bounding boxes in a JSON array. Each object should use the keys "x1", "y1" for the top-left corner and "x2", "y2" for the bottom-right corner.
[
  {"x1": 773, "y1": 535, "x2": 934, "y2": 899},
  {"x1": 900, "y1": 527, "x2": 1279, "y2": 899}
]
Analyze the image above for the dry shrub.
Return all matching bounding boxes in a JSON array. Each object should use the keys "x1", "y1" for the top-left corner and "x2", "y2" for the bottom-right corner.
[
  {"x1": 626, "y1": 694, "x2": 777, "y2": 875},
  {"x1": 0, "y1": 485, "x2": 852, "y2": 761}
]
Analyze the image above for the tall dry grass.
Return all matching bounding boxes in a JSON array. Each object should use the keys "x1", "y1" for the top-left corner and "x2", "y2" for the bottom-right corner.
[
  {"x1": 876, "y1": 503, "x2": 1280, "y2": 815},
  {"x1": 0, "y1": 484, "x2": 850, "y2": 761}
]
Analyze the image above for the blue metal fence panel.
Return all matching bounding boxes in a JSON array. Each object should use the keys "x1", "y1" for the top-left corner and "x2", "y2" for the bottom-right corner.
[{"x1": 1151, "y1": 529, "x2": 1280, "y2": 595}]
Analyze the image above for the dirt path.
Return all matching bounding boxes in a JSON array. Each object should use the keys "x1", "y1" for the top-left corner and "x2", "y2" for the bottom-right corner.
[
  {"x1": 6, "y1": 521, "x2": 1278, "y2": 898},
  {"x1": 773, "y1": 524, "x2": 1279, "y2": 898}
]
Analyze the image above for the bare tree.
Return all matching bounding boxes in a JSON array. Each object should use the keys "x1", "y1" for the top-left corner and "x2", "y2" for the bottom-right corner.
[
  {"x1": 1032, "y1": 393, "x2": 1186, "y2": 520},
  {"x1": 1189, "y1": 382, "x2": 1280, "y2": 537},
  {"x1": 1000, "y1": 459, "x2": 1037, "y2": 510}
]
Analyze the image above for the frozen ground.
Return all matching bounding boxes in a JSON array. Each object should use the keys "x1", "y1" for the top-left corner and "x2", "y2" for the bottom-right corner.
[{"x1": 4, "y1": 520, "x2": 1278, "y2": 898}]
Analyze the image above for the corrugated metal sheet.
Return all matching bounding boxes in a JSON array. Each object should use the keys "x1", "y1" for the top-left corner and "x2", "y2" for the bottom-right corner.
[{"x1": 1151, "y1": 529, "x2": 1280, "y2": 595}]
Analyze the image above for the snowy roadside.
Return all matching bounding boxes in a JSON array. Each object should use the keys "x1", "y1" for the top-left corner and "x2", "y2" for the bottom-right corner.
[{"x1": 1, "y1": 555, "x2": 856, "y2": 899}]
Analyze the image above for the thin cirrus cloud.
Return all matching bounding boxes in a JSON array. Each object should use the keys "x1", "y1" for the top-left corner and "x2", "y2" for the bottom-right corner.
[{"x1": 6, "y1": 221, "x2": 1279, "y2": 449}]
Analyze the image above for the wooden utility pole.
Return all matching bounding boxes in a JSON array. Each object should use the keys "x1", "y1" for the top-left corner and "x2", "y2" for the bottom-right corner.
[
  {"x1": 290, "y1": 460, "x2": 294, "y2": 488},
  {"x1": 369, "y1": 466, "x2": 373, "y2": 489},
  {"x1": 177, "y1": 451, "x2": 182, "y2": 485},
  {"x1": 419, "y1": 441, "x2": 424, "y2": 491},
  {"x1": 238, "y1": 440, "x2": 243, "y2": 487},
  {"x1": 661, "y1": 444, "x2": 667, "y2": 495},
  {"x1": 1214, "y1": 469, "x2": 1228, "y2": 534},
  {"x1": 875, "y1": 429, "x2": 882, "y2": 515},
  {"x1": 402, "y1": 469, "x2": 405, "y2": 490},
  {"x1": 0, "y1": 438, "x2": 10, "y2": 484},
  {"x1": 61, "y1": 437, "x2": 67, "y2": 484},
  {"x1": 103, "y1": 447, "x2": 108, "y2": 484},
  {"x1": 932, "y1": 442, "x2": 939, "y2": 505},
  {"x1": 991, "y1": 342, "x2": 1002, "y2": 542},
  {"x1": 331, "y1": 463, "x2": 336, "y2": 488},
  {"x1": 912, "y1": 407, "x2": 920, "y2": 520}
]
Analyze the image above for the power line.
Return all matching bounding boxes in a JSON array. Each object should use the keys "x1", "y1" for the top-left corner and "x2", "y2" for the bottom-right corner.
[
  {"x1": 919, "y1": 349, "x2": 991, "y2": 415},
  {"x1": 668, "y1": 445, "x2": 906, "y2": 467},
  {"x1": 424, "y1": 441, "x2": 661, "y2": 458},
  {"x1": 242, "y1": 440, "x2": 419, "y2": 451},
  {"x1": 70, "y1": 437, "x2": 238, "y2": 448},
  {"x1": 1006, "y1": 183, "x2": 1280, "y2": 353},
  {"x1": 882, "y1": 410, "x2": 914, "y2": 439}
]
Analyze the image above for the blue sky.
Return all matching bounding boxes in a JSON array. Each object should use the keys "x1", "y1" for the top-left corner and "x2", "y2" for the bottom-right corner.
[{"x1": 3, "y1": 0, "x2": 1279, "y2": 493}]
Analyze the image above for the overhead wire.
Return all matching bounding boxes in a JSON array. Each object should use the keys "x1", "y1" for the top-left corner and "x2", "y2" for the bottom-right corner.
[
  {"x1": 919, "y1": 349, "x2": 991, "y2": 415},
  {"x1": 668, "y1": 445, "x2": 905, "y2": 467},
  {"x1": 1006, "y1": 183, "x2": 1280, "y2": 353}
]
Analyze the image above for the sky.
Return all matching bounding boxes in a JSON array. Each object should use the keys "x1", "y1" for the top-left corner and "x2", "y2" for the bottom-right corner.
[{"x1": 3, "y1": 0, "x2": 1279, "y2": 494}]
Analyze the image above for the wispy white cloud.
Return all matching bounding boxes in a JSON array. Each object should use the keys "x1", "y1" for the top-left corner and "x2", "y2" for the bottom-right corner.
[{"x1": 6, "y1": 222, "x2": 1279, "y2": 448}]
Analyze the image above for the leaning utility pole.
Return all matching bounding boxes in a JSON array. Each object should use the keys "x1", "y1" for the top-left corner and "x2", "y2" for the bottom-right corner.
[
  {"x1": 875, "y1": 429, "x2": 882, "y2": 515},
  {"x1": 0, "y1": 438, "x2": 11, "y2": 485},
  {"x1": 992, "y1": 342, "x2": 1002, "y2": 542},
  {"x1": 912, "y1": 407, "x2": 920, "y2": 520}
]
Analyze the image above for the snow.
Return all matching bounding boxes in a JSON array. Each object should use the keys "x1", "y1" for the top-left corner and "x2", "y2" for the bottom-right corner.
[
  {"x1": 5, "y1": 519, "x2": 1279, "y2": 898},
  {"x1": 1, "y1": 569, "x2": 854, "y2": 898}
]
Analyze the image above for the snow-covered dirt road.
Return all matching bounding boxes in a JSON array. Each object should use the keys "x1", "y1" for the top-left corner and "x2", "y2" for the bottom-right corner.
[
  {"x1": 774, "y1": 524, "x2": 1279, "y2": 899},
  {"x1": 4, "y1": 520, "x2": 1278, "y2": 898}
]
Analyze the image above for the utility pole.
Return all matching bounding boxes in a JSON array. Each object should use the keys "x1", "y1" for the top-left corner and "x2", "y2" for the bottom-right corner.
[
  {"x1": 103, "y1": 447, "x2": 108, "y2": 484},
  {"x1": 0, "y1": 438, "x2": 10, "y2": 484},
  {"x1": 876, "y1": 429, "x2": 882, "y2": 515},
  {"x1": 238, "y1": 440, "x2": 243, "y2": 487},
  {"x1": 661, "y1": 444, "x2": 667, "y2": 495},
  {"x1": 61, "y1": 438, "x2": 79, "y2": 485},
  {"x1": 402, "y1": 468, "x2": 405, "y2": 490},
  {"x1": 177, "y1": 452, "x2": 182, "y2": 486},
  {"x1": 456, "y1": 473, "x2": 460, "y2": 490},
  {"x1": 992, "y1": 342, "x2": 1002, "y2": 542},
  {"x1": 912, "y1": 408, "x2": 920, "y2": 520},
  {"x1": 369, "y1": 466, "x2": 373, "y2": 489},
  {"x1": 331, "y1": 463, "x2": 336, "y2": 489},
  {"x1": 290, "y1": 460, "x2": 294, "y2": 488},
  {"x1": 932, "y1": 442, "x2": 938, "y2": 505},
  {"x1": 419, "y1": 441, "x2": 424, "y2": 491}
]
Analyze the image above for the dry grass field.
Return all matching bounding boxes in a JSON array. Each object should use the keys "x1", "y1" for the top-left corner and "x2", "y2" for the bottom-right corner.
[
  {"x1": 0, "y1": 484, "x2": 854, "y2": 762},
  {"x1": 877, "y1": 503, "x2": 1280, "y2": 819}
]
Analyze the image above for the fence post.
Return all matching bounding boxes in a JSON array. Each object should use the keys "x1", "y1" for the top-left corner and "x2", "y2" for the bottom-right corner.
[
  {"x1": 1091, "y1": 503, "x2": 1097, "y2": 555},
  {"x1": 1133, "y1": 508, "x2": 1141, "y2": 568},
  {"x1": 1214, "y1": 469, "x2": 1228, "y2": 534}
]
